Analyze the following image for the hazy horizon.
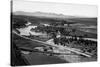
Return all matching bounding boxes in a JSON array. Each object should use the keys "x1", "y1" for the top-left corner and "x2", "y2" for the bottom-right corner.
[{"x1": 12, "y1": 0, "x2": 98, "y2": 18}]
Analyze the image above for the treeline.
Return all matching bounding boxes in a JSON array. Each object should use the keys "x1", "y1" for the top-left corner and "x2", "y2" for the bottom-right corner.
[
  {"x1": 12, "y1": 14, "x2": 64, "y2": 25},
  {"x1": 53, "y1": 37, "x2": 97, "y2": 57}
]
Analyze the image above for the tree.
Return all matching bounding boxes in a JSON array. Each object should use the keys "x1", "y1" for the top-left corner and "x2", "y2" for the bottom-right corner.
[
  {"x1": 84, "y1": 34, "x2": 88, "y2": 38},
  {"x1": 52, "y1": 32, "x2": 57, "y2": 39},
  {"x1": 61, "y1": 20, "x2": 67, "y2": 26},
  {"x1": 72, "y1": 29, "x2": 76, "y2": 32},
  {"x1": 12, "y1": 16, "x2": 28, "y2": 29}
]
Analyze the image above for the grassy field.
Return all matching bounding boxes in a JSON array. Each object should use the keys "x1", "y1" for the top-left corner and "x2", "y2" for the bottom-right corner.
[{"x1": 12, "y1": 33, "x2": 68, "y2": 65}]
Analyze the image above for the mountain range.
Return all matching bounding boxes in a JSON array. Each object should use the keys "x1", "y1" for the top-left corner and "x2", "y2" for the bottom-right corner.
[
  {"x1": 12, "y1": 11, "x2": 97, "y2": 25},
  {"x1": 13, "y1": 11, "x2": 97, "y2": 19}
]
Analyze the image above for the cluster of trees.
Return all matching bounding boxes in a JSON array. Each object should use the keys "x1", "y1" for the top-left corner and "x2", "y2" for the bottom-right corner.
[
  {"x1": 12, "y1": 17, "x2": 28, "y2": 29},
  {"x1": 53, "y1": 37, "x2": 97, "y2": 56},
  {"x1": 35, "y1": 25, "x2": 88, "y2": 39},
  {"x1": 75, "y1": 39, "x2": 97, "y2": 53}
]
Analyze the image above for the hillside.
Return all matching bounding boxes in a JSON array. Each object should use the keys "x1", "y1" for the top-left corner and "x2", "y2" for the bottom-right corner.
[{"x1": 12, "y1": 11, "x2": 97, "y2": 25}]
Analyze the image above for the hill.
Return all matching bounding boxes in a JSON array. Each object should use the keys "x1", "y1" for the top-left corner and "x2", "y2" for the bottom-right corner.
[{"x1": 12, "y1": 11, "x2": 97, "y2": 25}]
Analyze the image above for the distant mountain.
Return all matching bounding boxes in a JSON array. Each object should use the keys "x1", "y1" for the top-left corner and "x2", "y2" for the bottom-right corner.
[
  {"x1": 13, "y1": 11, "x2": 97, "y2": 25},
  {"x1": 13, "y1": 11, "x2": 90, "y2": 19}
]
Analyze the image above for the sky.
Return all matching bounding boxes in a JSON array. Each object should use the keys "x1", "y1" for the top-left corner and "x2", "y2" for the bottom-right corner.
[{"x1": 12, "y1": 0, "x2": 98, "y2": 17}]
